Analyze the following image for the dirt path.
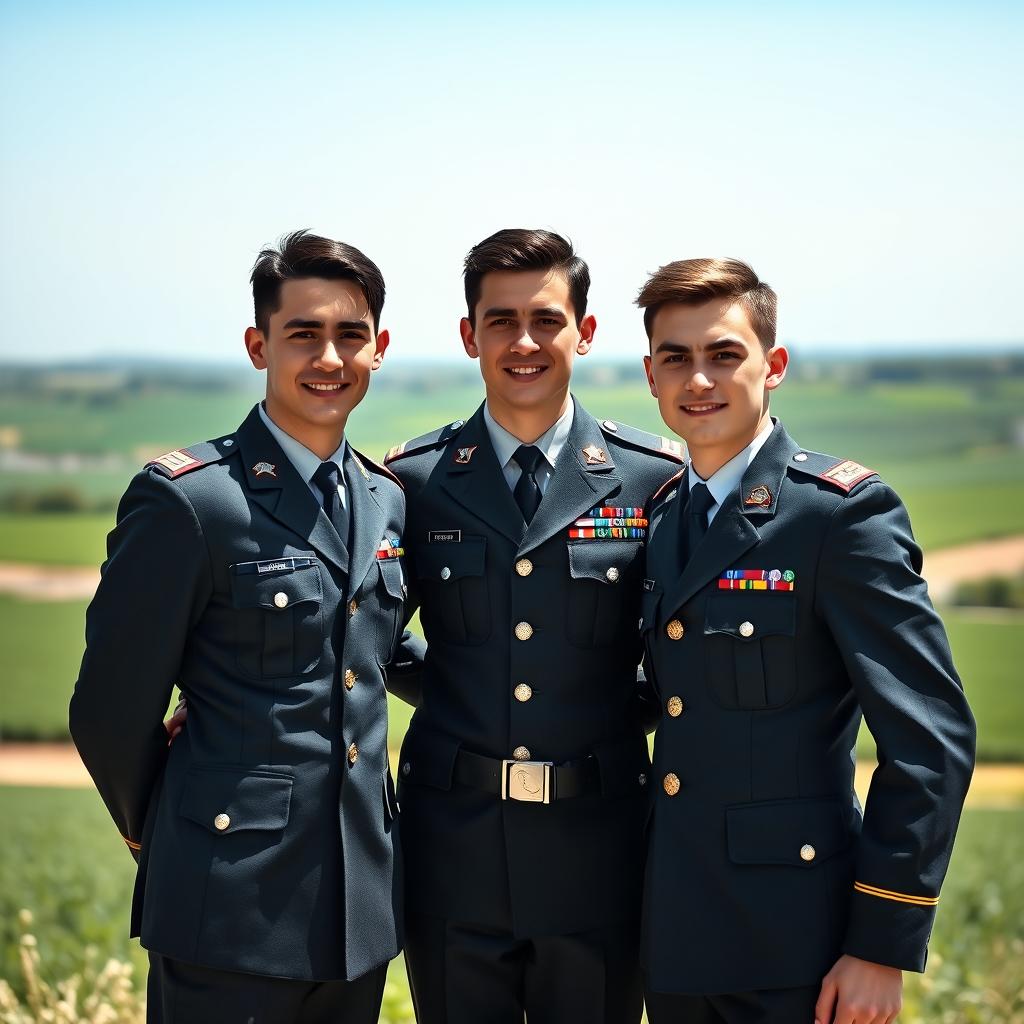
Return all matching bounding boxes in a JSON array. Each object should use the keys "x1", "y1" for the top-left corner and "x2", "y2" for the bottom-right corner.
[
  {"x1": 1, "y1": 743, "x2": 1020, "y2": 808},
  {"x1": 0, "y1": 562, "x2": 99, "y2": 601}
]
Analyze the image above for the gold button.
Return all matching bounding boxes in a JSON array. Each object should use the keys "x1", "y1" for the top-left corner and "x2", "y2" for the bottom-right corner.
[
  {"x1": 666, "y1": 620, "x2": 685, "y2": 640},
  {"x1": 514, "y1": 621, "x2": 534, "y2": 641},
  {"x1": 348, "y1": 599, "x2": 358, "y2": 616},
  {"x1": 515, "y1": 558, "x2": 534, "y2": 577},
  {"x1": 440, "y1": 566, "x2": 452, "y2": 581},
  {"x1": 666, "y1": 695, "x2": 684, "y2": 718},
  {"x1": 663, "y1": 773, "x2": 681, "y2": 796},
  {"x1": 214, "y1": 813, "x2": 230, "y2": 831},
  {"x1": 800, "y1": 844, "x2": 816, "y2": 862},
  {"x1": 347, "y1": 743, "x2": 359, "y2": 765},
  {"x1": 514, "y1": 683, "x2": 533, "y2": 702},
  {"x1": 513, "y1": 746, "x2": 531, "y2": 761},
  {"x1": 739, "y1": 621, "x2": 755, "y2": 638},
  {"x1": 273, "y1": 592, "x2": 289, "y2": 609},
  {"x1": 605, "y1": 567, "x2": 620, "y2": 583},
  {"x1": 344, "y1": 669, "x2": 356, "y2": 690}
]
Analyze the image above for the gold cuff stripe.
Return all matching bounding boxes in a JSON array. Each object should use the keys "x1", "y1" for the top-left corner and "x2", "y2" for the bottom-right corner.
[
  {"x1": 853, "y1": 881, "x2": 938, "y2": 906},
  {"x1": 122, "y1": 836, "x2": 141, "y2": 851}
]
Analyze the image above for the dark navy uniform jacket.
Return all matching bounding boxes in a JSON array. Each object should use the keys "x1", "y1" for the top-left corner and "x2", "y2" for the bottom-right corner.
[
  {"x1": 640, "y1": 419, "x2": 976, "y2": 994},
  {"x1": 70, "y1": 404, "x2": 411, "y2": 982},
  {"x1": 384, "y1": 398, "x2": 682, "y2": 936}
]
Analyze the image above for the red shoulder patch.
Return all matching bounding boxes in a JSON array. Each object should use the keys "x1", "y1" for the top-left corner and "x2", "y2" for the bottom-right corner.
[
  {"x1": 819, "y1": 460, "x2": 876, "y2": 492},
  {"x1": 147, "y1": 449, "x2": 204, "y2": 478}
]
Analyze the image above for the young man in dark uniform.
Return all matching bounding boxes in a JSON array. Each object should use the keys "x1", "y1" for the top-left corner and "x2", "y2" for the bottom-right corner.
[
  {"x1": 635, "y1": 258, "x2": 976, "y2": 1024},
  {"x1": 70, "y1": 231, "x2": 414, "y2": 1024},
  {"x1": 383, "y1": 229, "x2": 684, "y2": 1024}
]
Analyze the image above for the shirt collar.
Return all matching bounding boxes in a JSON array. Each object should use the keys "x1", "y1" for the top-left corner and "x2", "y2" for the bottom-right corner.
[
  {"x1": 483, "y1": 400, "x2": 575, "y2": 470},
  {"x1": 258, "y1": 402, "x2": 346, "y2": 485},
  {"x1": 689, "y1": 418, "x2": 775, "y2": 507}
]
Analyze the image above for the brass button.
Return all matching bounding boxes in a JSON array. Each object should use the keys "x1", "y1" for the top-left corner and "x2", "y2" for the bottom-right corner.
[
  {"x1": 347, "y1": 742, "x2": 359, "y2": 765},
  {"x1": 663, "y1": 773, "x2": 680, "y2": 796},
  {"x1": 605, "y1": 566, "x2": 620, "y2": 583},
  {"x1": 512, "y1": 746, "x2": 531, "y2": 761},
  {"x1": 348, "y1": 599, "x2": 358, "y2": 617},
  {"x1": 800, "y1": 844, "x2": 816, "y2": 862},
  {"x1": 344, "y1": 668, "x2": 356, "y2": 690},
  {"x1": 666, "y1": 695, "x2": 684, "y2": 718},
  {"x1": 515, "y1": 558, "x2": 534, "y2": 577},
  {"x1": 514, "y1": 621, "x2": 534, "y2": 641},
  {"x1": 666, "y1": 620, "x2": 685, "y2": 640},
  {"x1": 739, "y1": 621, "x2": 755, "y2": 638},
  {"x1": 214, "y1": 813, "x2": 230, "y2": 831},
  {"x1": 440, "y1": 566, "x2": 452, "y2": 581},
  {"x1": 273, "y1": 592, "x2": 289, "y2": 609},
  {"x1": 514, "y1": 683, "x2": 533, "y2": 702}
]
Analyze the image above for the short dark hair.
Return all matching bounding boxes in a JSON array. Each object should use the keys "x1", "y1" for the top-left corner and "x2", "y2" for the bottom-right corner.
[
  {"x1": 635, "y1": 258, "x2": 777, "y2": 350},
  {"x1": 250, "y1": 230, "x2": 385, "y2": 334},
  {"x1": 463, "y1": 228, "x2": 590, "y2": 326}
]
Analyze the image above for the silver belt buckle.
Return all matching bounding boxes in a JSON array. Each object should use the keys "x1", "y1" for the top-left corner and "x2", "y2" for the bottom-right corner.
[{"x1": 501, "y1": 760, "x2": 553, "y2": 803}]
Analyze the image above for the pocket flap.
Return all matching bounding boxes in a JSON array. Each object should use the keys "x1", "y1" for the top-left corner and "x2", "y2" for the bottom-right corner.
[
  {"x1": 397, "y1": 729, "x2": 460, "y2": 791},
  {"x1": 179, "y1": 766, "x2": 294, "y2": 834},
  {"x1": 230, "y1": 560, "x2": 323, "y2": 610},
  {"x1": 704, "y1": 591, "x2": 796, "y2": 640},
  {"x1": 567, "y1": 540, "x2": 642, "y2": 584},
  {"x1": 378, "y1": 557, "x2": 406, "y2": 599},
  {"x1": 415, "y1": 536, "x2": 486, "y2": 582},
  {"x1": 726, "y1": 797, "x2": 853, "y2": 866}
]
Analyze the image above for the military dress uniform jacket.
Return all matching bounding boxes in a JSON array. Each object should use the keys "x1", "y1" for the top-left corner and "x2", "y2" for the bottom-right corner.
[
  {"x1": 640, "y1": 420, "x2": 976, "y2": 994},
  {"x1": 384, "y1": 399, "x2": 683, "y2": 936},
  {"x1": 70, "y1": 405, "x2": 410, "y2": 982}
]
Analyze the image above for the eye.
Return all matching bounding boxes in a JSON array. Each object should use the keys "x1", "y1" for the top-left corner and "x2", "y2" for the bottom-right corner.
[
  {"x1": 490, "y1": 318, "x2": 513, "y2": 327},
  {"x1": 713, "y1": 350, "x2": 740, "y2": 360},
  {"x1": 288, "y1": 331, "x2": 316, "y2": 340}
]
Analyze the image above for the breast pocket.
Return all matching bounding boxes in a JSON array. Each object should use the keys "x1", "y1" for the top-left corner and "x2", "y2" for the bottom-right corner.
[
  {"x1": 704, "y1": 591, "x2": 797, "y2": 708},
  {"x1": 376, "y1": 556, "x2": 406, "y2": 655},
  {"x1": 414, "y1": 537, "x2": 490, "y2": 646},
  {"x1": 565, "y1": 540, "x2": 644, "y2": 648},
  {"x1": 230, "y1": 558, "x2": 324, "y2": 679}
]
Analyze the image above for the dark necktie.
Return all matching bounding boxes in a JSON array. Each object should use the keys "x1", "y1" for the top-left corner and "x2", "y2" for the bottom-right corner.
[
  {"x1": 312, "y1": 461, "x2": 349, "y2": 550},
  {"x1": 686, "y1": 482, "x2": 716, "y2": 561},
  {"x1": 512, "y1": 445, "x2": 544, "y2": 524}
]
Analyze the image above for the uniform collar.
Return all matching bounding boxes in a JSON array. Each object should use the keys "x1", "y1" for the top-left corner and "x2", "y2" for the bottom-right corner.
[
  {"x1": 258, "y1": 402, "x2": 346, "y2": 485},
  {"x1": 482, "y1": 399, "x2": 575, "y2": 472},
  {"x1": 689, "y1": 417, "x2": 775, "y2": 509}
]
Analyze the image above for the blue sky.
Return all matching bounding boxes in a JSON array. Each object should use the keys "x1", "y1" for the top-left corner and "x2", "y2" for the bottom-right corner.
[{"x1": 1, "y1": 0, "x2": 1021, "y2": 364}]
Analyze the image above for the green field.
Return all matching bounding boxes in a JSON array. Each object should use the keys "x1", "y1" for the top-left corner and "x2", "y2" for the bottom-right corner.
[{"x1": 1, "y1": 785, "x2": 1019, "y2": 1023}]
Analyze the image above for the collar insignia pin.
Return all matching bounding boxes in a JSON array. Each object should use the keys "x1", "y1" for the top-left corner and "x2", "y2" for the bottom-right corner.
[
  {"x1": 582, "y1": 444, "x2": 607, "y2": 465},
  {"x1": 252, "y1": 461, "x2": 277, "y2": 478},
  {"x1": 744, "y1": 484, "x2": 772, "y2": 508},
  {"x1": 454, "y1": 445, "x2": 478, "y2": 465}
]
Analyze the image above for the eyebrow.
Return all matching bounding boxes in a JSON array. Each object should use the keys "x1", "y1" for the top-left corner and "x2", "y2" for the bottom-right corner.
[
  {"x1": 282, "y1": 318, "x2": 370, "y2": 331},
  {"x1": 654, "y1": 338, "x2": 745, "y2": 354},
  {"x1": 481, "y1": 306, "x2": 567, "y2": 320}
]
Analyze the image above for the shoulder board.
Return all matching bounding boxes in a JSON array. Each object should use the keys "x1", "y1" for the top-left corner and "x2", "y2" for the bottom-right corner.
[
  {"x1": 384, "y1": 418, "x2": 467, "y2": 464},
  {"x1": 650, "y1": 467, "x2": 686, "y2": 505},
  {"x1": 599, "y1": 419, "x2": 686, "y2": 463},
  {"x1": 788, "y1": 450, "x2": 878, "y2": 493},
  {"x1": 146, "y1": 437, "x2": 232, "y2": 479},
  {"x1": 351, "y1": 449, "x2": 404, "y2": 490}
]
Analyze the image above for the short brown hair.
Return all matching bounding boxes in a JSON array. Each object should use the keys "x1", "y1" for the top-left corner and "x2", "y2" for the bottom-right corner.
[
  {"x1": 463, "y1": 228, "x2": 590, "y2": 326},
  {"x1": 250, "y1": 229, "x2": 385, "y2": 334},
  {"x1": 635, "y1": 258, "x2": 776, "y2": 349}
]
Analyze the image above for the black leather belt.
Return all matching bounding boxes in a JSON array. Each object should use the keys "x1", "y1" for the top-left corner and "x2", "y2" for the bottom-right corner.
[{"x1": 454, "y1": 749, "x2": 601, "y2": 804}]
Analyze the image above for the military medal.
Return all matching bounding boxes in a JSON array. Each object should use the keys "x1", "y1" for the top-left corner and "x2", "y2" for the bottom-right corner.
[
  {"x1": 718, "y1": 569, "x2": 795, "y2": 591},
  {"x1": 376, "y1": 537, "x2": 405, "y2": 560}
]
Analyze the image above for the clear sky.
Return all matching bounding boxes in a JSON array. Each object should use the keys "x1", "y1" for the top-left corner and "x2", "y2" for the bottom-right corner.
[{"x1": 1, "y1": 0, "x2": 1021, "y2": 364}]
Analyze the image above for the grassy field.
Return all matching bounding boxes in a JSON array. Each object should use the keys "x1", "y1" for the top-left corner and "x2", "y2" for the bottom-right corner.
[{"x1": 0, "y1": 785, "x2": 1019, "y2": 1023}]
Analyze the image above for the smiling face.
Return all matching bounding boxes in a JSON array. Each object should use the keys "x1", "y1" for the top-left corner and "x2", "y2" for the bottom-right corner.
[
  {"x1": 244, "y1": 277, "x2": 389, "y2": 459},
  {"x1": 644, "y1": 298, "x2": 788, "y2": 478},
  {"x1": 459, "y1": 268, "x2": 596, "y2": 440}
]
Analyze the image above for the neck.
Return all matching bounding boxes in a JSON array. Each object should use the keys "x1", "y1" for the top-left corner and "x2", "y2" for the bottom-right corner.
[
  {"x1": 263, "y1": 400, "x2": 346, "y2": 461},
  {"x1": 688, "y1": 411, "x2": 772, "y2": 481},
  {"x1": 486, "y1": 389, "x2": 571, "y2": 444}
]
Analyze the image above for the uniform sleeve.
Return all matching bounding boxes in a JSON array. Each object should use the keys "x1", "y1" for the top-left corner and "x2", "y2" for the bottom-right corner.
[
  {"x1": 817, "y1": 481, "x2": 976, "y2": 971},
  {"x1": 386, "y1": 627, "x2": 426, "y2": 707},
  {"x1": 69, "y1": 469, "x2": 212, "y2": 857}
]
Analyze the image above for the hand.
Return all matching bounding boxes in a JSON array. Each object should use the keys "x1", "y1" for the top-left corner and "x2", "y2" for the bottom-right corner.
[
  {"x1": 163, "y1": 698, "x2": 188, "y2": 745},
  {"x1": 815, "y1": 954, "x2": 902, "y2": 1024}
]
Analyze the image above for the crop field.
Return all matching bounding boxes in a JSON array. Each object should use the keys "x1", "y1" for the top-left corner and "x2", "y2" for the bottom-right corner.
[{"x1": 0, "y1": 786, "x2": 1020, "y2": 1023}]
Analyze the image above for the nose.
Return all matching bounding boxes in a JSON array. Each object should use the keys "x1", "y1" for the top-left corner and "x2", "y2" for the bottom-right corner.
[
  {"x1": 314, "y1": 341, "x2": 344, "y2": 371},
  {"x1": 509, "y1": 329, "x2": 541, "y2": 355},
  {"x1": 687, "y1": 369, "x2": 713, "y2": 392}
]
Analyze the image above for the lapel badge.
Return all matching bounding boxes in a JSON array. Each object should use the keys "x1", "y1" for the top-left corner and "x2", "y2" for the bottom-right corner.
[
  {"x1": 454, "y1": 445, "x2": 478, "y2": 465},
  {"x1": 744, "y1": 484, "x2": 772, "y2": 509},
  {"x1": 581, "y1": 444, "x2": 607, "y2": 465},
  {"x1": 252, "y1": 461, "x2": 277, "y2": 478}
]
